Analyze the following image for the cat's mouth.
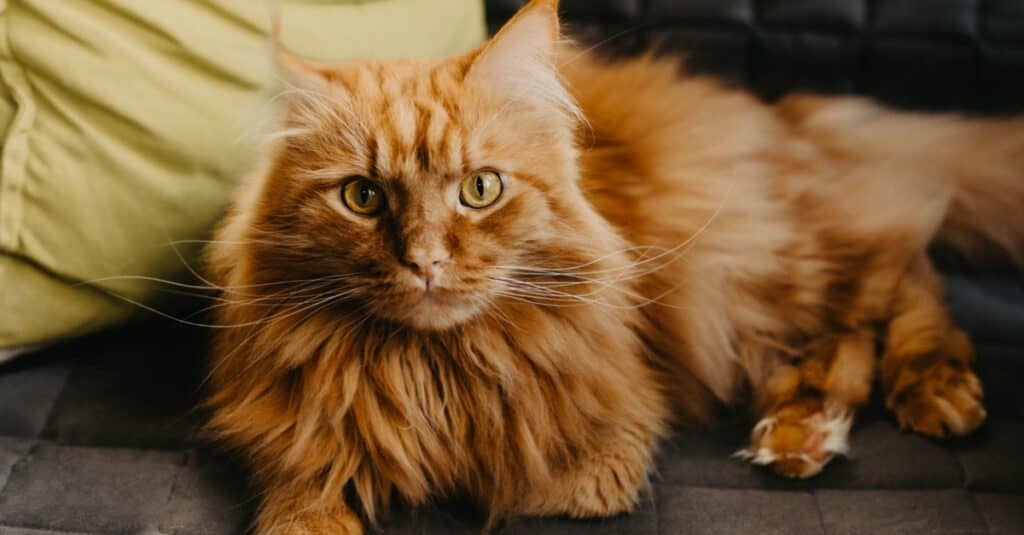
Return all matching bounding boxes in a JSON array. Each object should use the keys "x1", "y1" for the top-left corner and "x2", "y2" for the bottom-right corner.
[
  {"x1": 382, "y1": 284, "x2": 483, "y2": 331},
  {"x1": 416, "y1": 287, "x2": 449, "y2": 304}
]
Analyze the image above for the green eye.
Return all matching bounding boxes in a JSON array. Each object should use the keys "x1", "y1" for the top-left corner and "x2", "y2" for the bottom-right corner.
[
  {"x1": 342, "y1": 178, "x2": 384, "y2": 216},
  {"x1": 459, "y1": 170, "x2": 503, "y2": 208}
]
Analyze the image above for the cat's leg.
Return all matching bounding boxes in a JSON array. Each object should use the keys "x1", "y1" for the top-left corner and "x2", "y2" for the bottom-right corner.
[
  {"x1": 881, "y1": 257, "x2": 986, "y2": 437},
  {"x1": 254, "y1": 480, "x2": 363, "y2": 535},
  {"x1": 517, "y1": 417, "x2": 658, "y2": 518},
  {"x1": 737, "y1": 330, "x2": 876, "y2": 478}
]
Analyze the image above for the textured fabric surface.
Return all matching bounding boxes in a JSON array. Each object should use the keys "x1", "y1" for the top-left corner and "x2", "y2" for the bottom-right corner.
[
  {"x1": 0, "y1": 0, "x2": 486, "y2": 349},
  {"x1": 0, "y1": 275, "x2": 1021, "y2": 533}
]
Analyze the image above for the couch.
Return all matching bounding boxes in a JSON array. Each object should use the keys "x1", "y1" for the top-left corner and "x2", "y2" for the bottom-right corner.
[{"x1": 0, "y1": 1, "x2": 1021, "y2": 533}]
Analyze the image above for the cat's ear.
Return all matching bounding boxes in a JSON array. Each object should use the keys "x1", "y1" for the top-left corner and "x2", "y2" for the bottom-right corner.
[
  {"x1": 466, "y1": 0, "x2": 571, "y2": 112},
  {"x1": 470, "y1": 0, "x2": 560, "y2": 77}
]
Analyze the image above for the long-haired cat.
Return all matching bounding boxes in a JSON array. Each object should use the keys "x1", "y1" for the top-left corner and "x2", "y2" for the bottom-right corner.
[{"x1": 204, "y1": 1, "x2": 1024, "y2": 532}]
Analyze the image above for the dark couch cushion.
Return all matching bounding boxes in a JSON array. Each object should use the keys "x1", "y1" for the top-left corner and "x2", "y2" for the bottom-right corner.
[{"x1": 487, "y1": 0, "x2": 1024, "y2": 113}]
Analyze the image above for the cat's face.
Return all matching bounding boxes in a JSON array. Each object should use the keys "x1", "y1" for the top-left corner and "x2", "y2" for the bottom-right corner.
[{"x1": 242, "y1": 5, "x2": 611, "y2": 330}]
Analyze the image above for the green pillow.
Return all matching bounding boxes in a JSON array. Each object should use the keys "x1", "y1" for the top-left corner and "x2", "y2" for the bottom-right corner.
[{"x1": 0, "y1": 0, "x2": 486, "y2": 351}]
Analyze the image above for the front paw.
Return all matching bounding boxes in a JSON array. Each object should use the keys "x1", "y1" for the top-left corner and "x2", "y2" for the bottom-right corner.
[
  {"x1": 736, "y1": 402, "x2": 852, "y2": 479},
  {"x1": 565, "y1": 451, "x2": 648, "y2": 518},
  {"x1": 887, "y1": 360, "x2": 986, "y2": 438}
]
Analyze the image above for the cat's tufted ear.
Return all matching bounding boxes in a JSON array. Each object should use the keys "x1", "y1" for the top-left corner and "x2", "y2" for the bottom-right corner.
[
  {"x1": 470, "y1": 0, "x2": 560, "y2": 76},
  {"x1": 466, "y1": 0, "x2": 573, "y2": 113}
]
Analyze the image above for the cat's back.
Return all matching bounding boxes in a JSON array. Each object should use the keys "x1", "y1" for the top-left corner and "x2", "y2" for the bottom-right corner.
[
  {"x1": 560, "y1": 48, "x2": 791, "y2": 247},
  {"x1": 560, "y1": 48, "x2": 777, "y2": 152}
]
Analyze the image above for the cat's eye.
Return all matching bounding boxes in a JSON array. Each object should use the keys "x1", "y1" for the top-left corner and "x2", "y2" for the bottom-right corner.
[
  {"x1": 341, "y1": 178, "x2": 385, "y2": 216},
  {"x1": 459, "y1": 170, "x2": 503, "y2": 209}
]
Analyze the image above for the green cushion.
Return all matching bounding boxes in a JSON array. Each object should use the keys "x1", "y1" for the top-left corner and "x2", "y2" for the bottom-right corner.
[{"x1": 0, "y1": 0, "x2": 486, "y2": 349}]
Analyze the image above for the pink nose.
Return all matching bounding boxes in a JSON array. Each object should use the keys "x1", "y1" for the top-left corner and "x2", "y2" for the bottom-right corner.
[
  {"x1": 403, "y1": 254, "x2": 449, "y2": 286},
  {"x1": 414, "y1": 261, "x2": 442, "y2": 284},
  {"x1": 402, "y1": 233, "x2": 450, "y2": 287}
]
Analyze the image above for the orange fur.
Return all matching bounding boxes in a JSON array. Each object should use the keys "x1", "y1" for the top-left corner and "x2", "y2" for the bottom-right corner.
[{"x1": 204, "y1": 1, "x2": 1023, "y2": 532}]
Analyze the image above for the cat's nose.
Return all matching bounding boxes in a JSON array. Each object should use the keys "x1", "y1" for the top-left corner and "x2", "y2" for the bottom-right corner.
[
  {"x1": 403, "y1": 247, "x2": 450, "y2": 286},
  {"x1": 413, "y1": 260, "x2": 444, "y2": 285}
]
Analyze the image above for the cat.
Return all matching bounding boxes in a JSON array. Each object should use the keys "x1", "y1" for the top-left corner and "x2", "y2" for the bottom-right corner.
[{"x1": 203, "y1": 0, "x2": 1024, "y2": 533}]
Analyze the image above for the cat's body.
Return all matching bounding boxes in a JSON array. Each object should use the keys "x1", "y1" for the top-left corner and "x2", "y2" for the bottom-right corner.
[{"x1": 205, "y1": 1, "x2": 1023, "y2": 532}]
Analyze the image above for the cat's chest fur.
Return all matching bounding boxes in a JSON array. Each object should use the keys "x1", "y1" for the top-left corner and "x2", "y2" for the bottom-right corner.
[{"x1": 278, "y1": 302, "x2": 667, "y2": 506}]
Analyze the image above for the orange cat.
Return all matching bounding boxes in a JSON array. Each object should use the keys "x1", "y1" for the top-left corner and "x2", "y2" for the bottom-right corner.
[{"x1": 204, "y1": 1, "x2": 1024, "y2": 532}]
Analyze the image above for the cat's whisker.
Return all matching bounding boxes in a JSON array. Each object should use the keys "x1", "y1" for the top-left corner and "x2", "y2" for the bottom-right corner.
[
  {"x1": 490, "y1": 283, "x2": 621, "y2": 308},
  {"x1": 78, "y1": 272, "x2": 363, "y2": 296},
  {"x1": 161, "y1": 237, "x2": 304, "y2": 248},
  {"x1": 75, "y1": 275, "x2": 220, "y2": 292},
  {"x1": 88, "y1": 274, "x2": 362, "y2": 330},
  {"x1": 494, "y1": 184, "x2": 732, "y2": 293},
  {"x1": 492, "y1": 273, "x2": 627, "y2": 302},
  {"x1": 187, "y1": 279, "x2": 356, "y2": 318},
  {"x1": 491, "y1": 273, "x2": 693, "y2": 312},
  {"x1": 202, "y1": 288, "x2": 366, "y2": 388},
  {"x1": 164, "y1": 234, "x2": 225, "y2": 291},
  {"x1": 496, "y1": 244, "x2": 669, "y2": 275},
  {"x1": 482, "y1": 299, "x2": 523, "y2": 332}
]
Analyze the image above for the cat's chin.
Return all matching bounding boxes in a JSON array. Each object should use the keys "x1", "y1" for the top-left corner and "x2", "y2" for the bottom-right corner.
[{"x1": 383, "y1": 293, "x2": 483, "y2": 331}]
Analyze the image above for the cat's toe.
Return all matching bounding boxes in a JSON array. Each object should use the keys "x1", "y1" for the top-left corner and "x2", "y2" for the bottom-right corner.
[
  {"x1": 887, "y1": 363, "x2": 986, "y2": 437},
  {"x1": 736, "y1": 406, "x2": 852, "y2": 479}
]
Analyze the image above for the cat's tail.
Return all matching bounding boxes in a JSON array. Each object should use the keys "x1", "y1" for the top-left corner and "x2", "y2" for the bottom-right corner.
[{"x1": 778, "y1": 95, "x2": 1024, "y2": 267}]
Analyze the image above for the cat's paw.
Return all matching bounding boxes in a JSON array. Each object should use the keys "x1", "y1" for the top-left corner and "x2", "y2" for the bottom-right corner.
[
  {"x1": 887, "y1": 361, "x2": 986, "y2": 438},
  {"x1": 735, "y1": 405, "x2": 852, "y2": 479},
  {"x1": 565, "y1": 452, "x2": 647, "y2": 518}
]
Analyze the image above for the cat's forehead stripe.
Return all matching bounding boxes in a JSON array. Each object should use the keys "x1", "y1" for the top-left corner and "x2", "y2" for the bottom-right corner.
[{"x1": 365, "y1": 63, "x2": 463, "y2": 179}]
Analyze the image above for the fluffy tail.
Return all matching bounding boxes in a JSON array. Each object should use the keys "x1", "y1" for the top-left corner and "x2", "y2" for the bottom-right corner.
[{"x1": 777, "y1": 95, "x2": 1024, "y2": 267}]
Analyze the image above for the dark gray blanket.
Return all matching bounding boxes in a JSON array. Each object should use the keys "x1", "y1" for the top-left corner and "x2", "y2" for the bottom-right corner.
[{"x1": 0, "y1": 274, "x2": 1021, "y2": 534}]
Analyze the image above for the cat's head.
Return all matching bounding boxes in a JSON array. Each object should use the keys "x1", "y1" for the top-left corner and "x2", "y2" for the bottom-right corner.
[{"x1": 217, "y1": 0, "x2": 623, "y2": 331}]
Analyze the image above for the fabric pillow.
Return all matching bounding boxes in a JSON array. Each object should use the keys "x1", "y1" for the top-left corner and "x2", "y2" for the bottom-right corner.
[{"x1": 0, "y1": 0, "x2": 486, "y2": 353}]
